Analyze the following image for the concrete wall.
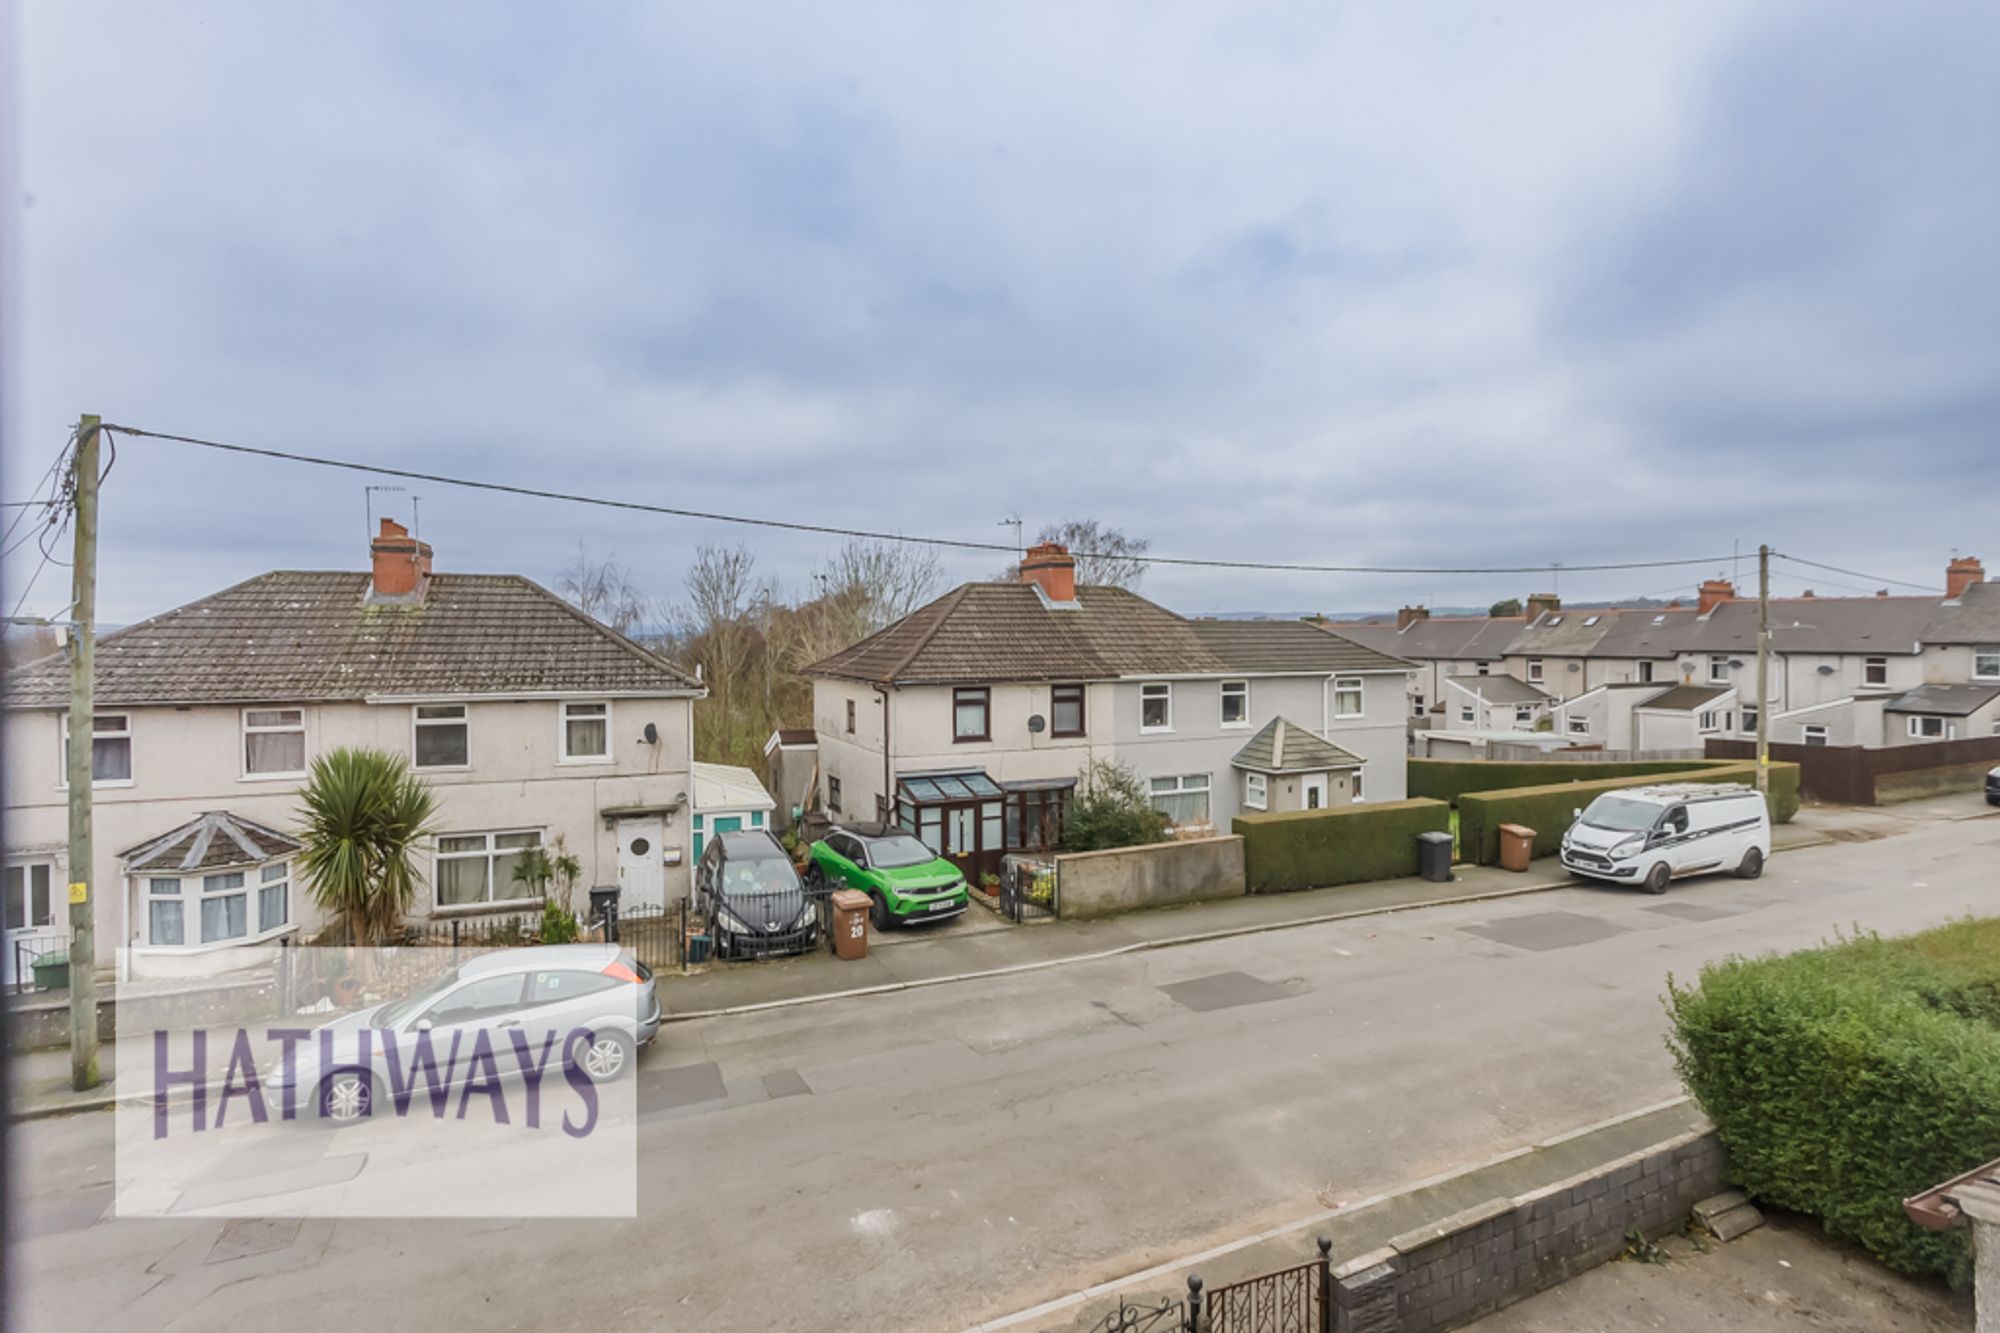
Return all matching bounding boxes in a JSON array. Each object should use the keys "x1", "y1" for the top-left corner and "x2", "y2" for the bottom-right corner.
[
  {"x1": 1054, "y1": 835, "x2": 1245, "y2": 920},
  {"x1": 4, "y1": 694, "x2": 695, "y2": 972},
  {"x1": 1332, "y1": 1127, "x2": 1729, "y2": 1332}
]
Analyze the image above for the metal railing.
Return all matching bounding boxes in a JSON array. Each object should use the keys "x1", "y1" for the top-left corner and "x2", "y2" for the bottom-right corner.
[{"x1": 9, "y1": 935, "x2": 67, "y2": 994}]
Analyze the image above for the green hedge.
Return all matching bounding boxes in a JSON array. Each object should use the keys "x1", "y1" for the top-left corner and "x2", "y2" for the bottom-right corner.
[
  {"x1": 1667, "y1": 918, "x2": 2000, "y2": 1286},
  {"x1": 1232, "y1": 798, "x2": 1450, "y2": 894},
  {"x1": 1455, "y1": 760, "x2": 1798, "y2": 865},
  {"x1": 1409, "y1": 756, "x2": 1749, "y2": 806}
]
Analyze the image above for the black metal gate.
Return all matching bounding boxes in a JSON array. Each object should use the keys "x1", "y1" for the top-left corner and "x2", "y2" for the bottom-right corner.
[{"x1": 1205, "y1": 1239, "x2": 1330, "y2": 1333}]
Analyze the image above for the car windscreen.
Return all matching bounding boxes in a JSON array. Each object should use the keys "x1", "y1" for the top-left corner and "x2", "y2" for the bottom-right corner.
[
  {"x1": 718, "y1": 853, "x2": 800, "y2": 897},
  {"x1": 1579, "y1": 795, "x2": 1662, "y2": 833},
  {"x1": 374, "y1": 967, "x2": 463, "y2": 1028},
  {"x1": 864, "y1": 834, "x2": 940, "y2": 869}
]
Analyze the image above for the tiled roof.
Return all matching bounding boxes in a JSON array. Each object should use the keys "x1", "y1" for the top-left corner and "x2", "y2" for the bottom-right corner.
[
  {"x1": 3, "y1": 571, "x2": 701, "y2": 709},
  {"x1": 1635, "y1": 684, "x2": 1733, "y2": 712},
  {"x1": 1446, "y1": 674, "x2": 1550, "y2": 704},
  {"x1": 806, "y1": 583, "x2": 1236, "y2": 685},
  {"x1": 1924, "y1": 581, "x2": 2000, "y2": 644},
  {"x1": 1588, "y1": 608, "x2": 1700, "y2": 658},
  {"x1": 1191, "y1": 620, "x2": 1411, "y2": 674},
  {"x1": 1231, "y1": 717, "x2": 1363, "y2": 774},
  {"x1": 1680, "y1": 598, "x2": 1940, "y2": 656},
  {"x1": 1336, "y1": 617, "x2": 1522, "y2": 661},
  {"x1": 121, "y1": 812, "x2": 301, "y2": 873},
  {"x1": 1509, "y1": 610, "x2": 1620, "y2": 657},
  {"x1": 1881, "y1": 683, "x2": 2000, "y2": 716}
]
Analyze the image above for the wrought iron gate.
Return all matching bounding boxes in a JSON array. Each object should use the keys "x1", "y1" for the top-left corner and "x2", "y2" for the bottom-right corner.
[{"x1": 1070, "y1": 1237, "x2": 1333, "y2": 1333}]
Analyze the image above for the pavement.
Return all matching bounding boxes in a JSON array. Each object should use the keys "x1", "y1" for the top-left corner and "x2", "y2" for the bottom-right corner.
[
  {"x1": 11, "y1": 793, "x2": 1997, "y2": 1332},
  {"x1": 1466, "y1": 1213, "x2": 1975, "y2": 1332}
]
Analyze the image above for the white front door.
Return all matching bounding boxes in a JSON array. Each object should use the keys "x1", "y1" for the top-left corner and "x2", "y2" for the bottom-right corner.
[
  {"x1": 1300, "y1": 774, "x2": 1328, "y2": 810},
  {"x1": 4, "y1": 862, "x2": 62, "y2": 988},
  {"x1": 615, "y1": 817, "x2": 666, "y2": 911}
]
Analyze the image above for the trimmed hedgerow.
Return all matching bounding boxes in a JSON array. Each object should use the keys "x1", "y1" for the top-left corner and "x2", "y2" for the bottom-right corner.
[
  {"x1": 1666, "y1": 918, "x2": 2000, "y2": 1287},
  {"x1": 1232, "y1": 798, "x2": 1451, "y2": 894},
  {"x1": 1408, "y1": 756, "x2": 1740, "y2": 806},
  {"x1": 1455, "y1": 761, "x2": 1799, "y2": 865}
]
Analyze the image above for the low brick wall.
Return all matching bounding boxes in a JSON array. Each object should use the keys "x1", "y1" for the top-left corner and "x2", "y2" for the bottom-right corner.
[
  {"x1": 10, "y1": 975, "x2": 275, "y2": 1052},
  {"x1": 1054, "y1": 836, "x2": 1246, "y2": 920},
  {"x1": 1332, "y1": 1127, "x2": 1728, "y2": 1331}
]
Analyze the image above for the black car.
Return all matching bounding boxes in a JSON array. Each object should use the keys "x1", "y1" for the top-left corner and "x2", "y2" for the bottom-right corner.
[
  {"x1": 694, "y1": 829, "x2": 819, "y2": 959},
  {"x1": 1986, "y1": 765, "x2": 2000, "y2": 806}
]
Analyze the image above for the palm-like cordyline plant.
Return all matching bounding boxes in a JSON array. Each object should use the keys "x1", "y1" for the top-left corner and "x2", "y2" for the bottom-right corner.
[{"x1": 295, "y1": 748, "x2": 439, "y2": 946}]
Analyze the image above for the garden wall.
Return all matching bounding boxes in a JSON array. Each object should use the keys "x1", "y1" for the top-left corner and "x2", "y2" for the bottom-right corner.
[
  {"x1": 1233, "y1": 799, "x2": 1451, "y2": 894},
  {"x1": 1054, "y1": 835, "x2": 1245, "y2": 920},
  {"x1": 1456, "y1": 761, "x2": 1799, "y2": 866}
]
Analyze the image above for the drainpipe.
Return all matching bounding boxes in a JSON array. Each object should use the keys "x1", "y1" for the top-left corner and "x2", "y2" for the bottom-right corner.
[{"x1": 875, "y1": 684, "x2": 893, "y2": 820}]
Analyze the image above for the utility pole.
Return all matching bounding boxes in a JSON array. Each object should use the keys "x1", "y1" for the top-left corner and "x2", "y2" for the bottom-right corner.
[
  {"x1": 1755, "y1": 542, "x2": 1771, "y2": 796},
  {"x1": 66, "y1": 415, "x2": 102, "y2": 1091}
]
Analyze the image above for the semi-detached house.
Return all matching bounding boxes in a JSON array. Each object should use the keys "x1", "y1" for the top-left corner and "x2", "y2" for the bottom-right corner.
[
  {"x1": 804, "y1": 543, "x2": 1412, "y2": 884},
  {"x1": 1, "y1": 520, "x2": 705, "y2": 982}
]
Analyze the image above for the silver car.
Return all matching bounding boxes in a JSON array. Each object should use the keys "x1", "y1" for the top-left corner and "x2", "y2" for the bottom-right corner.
[{"x1": 268, "y1": 943, "x2": 661, "y2": 1125}]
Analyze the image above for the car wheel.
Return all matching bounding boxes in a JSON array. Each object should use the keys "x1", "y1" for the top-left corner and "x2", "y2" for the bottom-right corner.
[
  {"x1": 870, "y1": 893, "x2": 893, "y2": 931},
  {"x1": 1643, "y1": 862, "x2": 1671, "y2": 895},
  {"x1": 577, "y1": 1030, "x2": 635, "y2": 1083},
  {"x1": 316, "y1": 1070, "x2": 376, "y2": 1127},
  {"x1": 1736, "y1": 846, "x2": 1764, "y2": 880}
]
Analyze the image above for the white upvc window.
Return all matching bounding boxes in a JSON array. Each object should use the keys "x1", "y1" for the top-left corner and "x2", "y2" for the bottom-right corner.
[
  {"x1": 1332, "y1": 677, "x2": 1363, "y2": 718},
  {"x1": 1140, "y1": 683, "x2": 1172, "y2": 733},
  {"x1": 258, "y1": 862, "x2": 291, "y2": 935},
  {"x1": 1526, "y1": 659, "x2": 1543, "y2": 684},
  {"x1": 1460, "y1": 705, "x2": 1476, "y2": 723},
  {"x1": 1708, "y1": 655, "x2": 1730, "y2": 684},
  {"x1": 1220, "y1": 681, "x2": 1249, "y2": 728},
  {"x1": 436, "y1": 829, "x2": 545, "y2": 908},
  {"x1": 146, "y1": 877, "x2": 184, "y2": 946},
  {"x1": 1352, "y1": 767, "x2": 1365, "y2": 801},
  {"x1": 1907, "y1": 715, "x2": 1947, "y2": 739},
  {"x1": 1975, "y1": 646, "x2": 2000, "y2": 680},
  {"x1": 1863, "y1": 657, "x2": 1888, "y2": 687},
  {"x1": 414, "y1": 704, "x2": 470, "y2": 769},
  {"x1": 1802, "y1": 725, "x2": 1829, "y2": 746},
  {"x1": 7, "y1": 863, "x2": 56, "y2": 936},
  {"x1": 198, "y1": 872, "x2": 249, "y2": 944},
  {"x1": 1637, "y1": 661, "x2": 1655, "y2": 683},
  {"x1": 1243, "y1": 772, "x2": 1268, "y2": 811},
  {"x1": 61, "y1": 713, "x2": 133, "y2": 787},
  {"x1": 1567, "y1": 715, "x2": 1589, "y2": 735},
  {"x1": 1699, "y1": 710, "x2": 1721, "y2": 733},
  {"x1": 1147, "y1": 773, "x2": 1210, "y2": 827},
  {"x1": 242, "y1": 707, "x2": 307, "y2": 778},
  {"x1": 1475, "y1": 661, "x2": 1491, "y2": 676},
  {"x1": 1411, "y1": 693, "x2": 1425, "y2": 717},
  {"x1": 560, "y1": 701, "x2": 611, "y2": 762},
  {"x1": 1514, "y1": 705, "x2": 1533, "y2": 725},
  {"x1": 1741, "y1": 704, "x2": 1760, "y2": 734}
]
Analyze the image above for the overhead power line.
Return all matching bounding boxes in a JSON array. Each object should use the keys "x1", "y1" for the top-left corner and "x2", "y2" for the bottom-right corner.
[
  {"x1": 1773, "y1": 553, "x2": 1937, "y2": 594},
  {"x1": 103, "y1": 422, "x2": 1747, "y2": 579}
]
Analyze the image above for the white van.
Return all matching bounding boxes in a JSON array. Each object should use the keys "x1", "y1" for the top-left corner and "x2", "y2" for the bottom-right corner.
[{"x1": 1559, "y1": 783, "x2": 1771, "y2": 894}]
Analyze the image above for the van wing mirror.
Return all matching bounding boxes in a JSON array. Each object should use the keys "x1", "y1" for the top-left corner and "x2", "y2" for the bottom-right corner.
[{"x1": 1572, "y1": 807, "x2": 1582, "y2": 819}]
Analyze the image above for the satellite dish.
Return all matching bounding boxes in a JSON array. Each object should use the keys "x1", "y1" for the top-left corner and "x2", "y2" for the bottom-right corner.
[
  {"x1": 1817, "y1": 664, "x2": 1836, "y2": 676},
  {"x1": 642, "y1": 722, "x2": 660, "y2": 745},
  {"x1": 1027, "y1": 714, "x2": 1046, "y2": 733}
]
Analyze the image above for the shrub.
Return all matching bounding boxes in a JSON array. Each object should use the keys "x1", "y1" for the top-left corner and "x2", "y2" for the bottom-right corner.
[
  {"x1": 1232, "y1": 799, "x2": 1451, "y2": 893},
  {"x1": 1064, "y1": 759, "x2": 1170, "y2": 852},
  {"x1": 540, "y1": 899, "x2": 580, "y2": 945},
  {"x1": 1667, "y1": 919, "x2": 2000, "y2": 1285},
  {"x1": 1455, "y1": 761, "x2": 1799, "y2": 865}
]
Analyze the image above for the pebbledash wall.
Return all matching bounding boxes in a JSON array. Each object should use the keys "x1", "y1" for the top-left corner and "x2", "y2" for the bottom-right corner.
[{"x1": 1330, "y1": 1126, "x2": 1727, "y2": 1332}]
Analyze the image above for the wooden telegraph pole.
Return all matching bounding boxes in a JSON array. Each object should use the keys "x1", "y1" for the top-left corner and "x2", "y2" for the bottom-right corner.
[
  {"x1": 1755, "y1": 543, "x2": 1771, "y2": 796},
  {"x1": 66, "y1": 416, "x2": 102, "y2": 1090}
]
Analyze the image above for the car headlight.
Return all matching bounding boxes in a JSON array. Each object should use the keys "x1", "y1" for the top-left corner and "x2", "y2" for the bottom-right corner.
[
  {"x1": 717, "y1": 908, "x2": 751, "y2": 934},
  {"x1": 1609, "y1": 837, "x2": 1642, "y2": 860}
]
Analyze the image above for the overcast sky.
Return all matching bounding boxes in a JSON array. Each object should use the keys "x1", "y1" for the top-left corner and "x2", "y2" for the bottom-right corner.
[{"x1": 7, "y1": 2, "x2": 1997, "y2": 626}]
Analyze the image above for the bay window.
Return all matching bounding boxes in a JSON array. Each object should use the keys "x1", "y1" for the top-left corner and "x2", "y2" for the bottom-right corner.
[
  {"x1": 259, "y1": 862, "x2": 291, "y2": 933},
  {"x1": 200, "y1": 872, "x2": 249, "y2": 943},
  {"x1": 1243, "y1": 772, "x2": 1267, "y2": 811},
  {"x1": 146, "y1": 877, "x2": 184, "y2": 945}
]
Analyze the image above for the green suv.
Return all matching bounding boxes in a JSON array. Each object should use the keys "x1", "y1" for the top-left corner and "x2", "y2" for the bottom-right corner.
[{"x1": 805, "y1": 822, "x2": 969, "y2": 929}]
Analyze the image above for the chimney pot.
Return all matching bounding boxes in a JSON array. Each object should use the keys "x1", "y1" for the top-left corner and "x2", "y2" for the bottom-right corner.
[
  {"x1": 1019, "y1": 541, "x2": 1077, "y2": 604},
  {"x1": 1946, "y1": 555, "x2": 1984, "y2": 599},
  {"x1": 1697, "y1": 578, "x2": 1736, "y2": 615},
  {"x1": 1526, "y1": 592, "x2": 1560, "y2": 619},
  {"x1": 369, "y1": 516, "x2": 433, "y2": 601}
]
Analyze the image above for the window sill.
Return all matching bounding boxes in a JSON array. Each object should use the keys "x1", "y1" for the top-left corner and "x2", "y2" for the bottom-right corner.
[
  {"x1": 239, "y1": 771, "x2": 308, "y2": 783},
  {"x1": 951, "y1": 735, "x2": 991, "y2": 744},
  {"x1": 1050, "y1": 731, "x2": 1086, "y2": 740},
  {"x1": 413, "y1": 763, "x2": 473, "y2": 774},
  {"x1": 1331, "y1": 713, "x2": 1364, "y2": 722},
  {"x1": 557, "y1": 755, "x2": 614, "y2": 767},
  {"x1": 135, "y1": 925, "x2": 296, "y2": 955},
  {"x1": 1220, "y1": 720, "x2": 1250, "y2": 730},
  {"x1": 1138, "y1": 726, "x2": 1174, "y2": 736}
]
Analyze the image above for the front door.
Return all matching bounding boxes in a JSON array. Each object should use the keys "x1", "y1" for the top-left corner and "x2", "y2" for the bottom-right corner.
[
  {"x1": 4, "y1": 862, "x2": 60, "y2": 988},
  {"x1": 1300, "y1": 774, "x2": 1328, "y2": 810},
  {"x1": 615, "y1": 817, "x2": 666, "y2": 910}
]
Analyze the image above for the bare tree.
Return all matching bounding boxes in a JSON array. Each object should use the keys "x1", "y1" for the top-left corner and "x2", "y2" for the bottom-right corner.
[
  {"x1": 820, "y1": 539, "x2": 945, "y2": 637},
  {"x1": 1007, "y1": 519, "x2": 1151, "y2": 589},
  {"x1": 557, "y1": 543, "x2": 657, "y2": 638}
]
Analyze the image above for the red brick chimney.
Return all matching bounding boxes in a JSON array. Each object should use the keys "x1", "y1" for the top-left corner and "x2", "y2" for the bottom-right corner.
[
  {"x1": 1697, "y1": 578, "x2": 1736, "y2": 615},
  {"x1": 1019, "y1": 541, "x2": 1077, "y2": 604},
  {"x1": 1946, "y1": 556, "x2": 1984, "y2": 599},
  {"x1": 369, "y1": 517, "x2": 433, "y2": 600},
  {"x1": 1397, "y1": 605, "x2": 1430, "y2": 630},
  {"x1": 1526, "y1": 593, "x2": 1559, "y2": 620}
]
